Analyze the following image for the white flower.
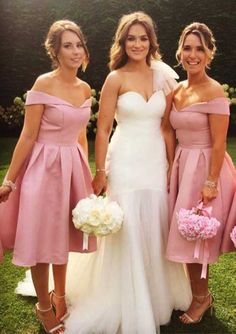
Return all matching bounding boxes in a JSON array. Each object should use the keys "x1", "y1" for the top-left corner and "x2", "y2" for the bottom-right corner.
[
  {"x1": 95, "y1": 224, "x2": 111, "y2": 236},
  {"x1": 72, "y1": 195, "x2": 124, "y2": 237}
]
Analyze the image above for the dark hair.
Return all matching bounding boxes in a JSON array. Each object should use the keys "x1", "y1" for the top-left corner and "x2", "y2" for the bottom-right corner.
[{"x1": 109, "y1": 12, "x2": 161, "y2": 70}]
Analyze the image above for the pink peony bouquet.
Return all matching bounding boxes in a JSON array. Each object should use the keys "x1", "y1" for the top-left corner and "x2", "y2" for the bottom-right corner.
[
  {"x1": 230, "y1": 226, "x2": 236, "y2": 248},
  {"x1": 177, "y1": 202, "x2": 221, "y2": 278},
  {"x1": 177, "y1": 203, "x2": 220, "y2": 241}
]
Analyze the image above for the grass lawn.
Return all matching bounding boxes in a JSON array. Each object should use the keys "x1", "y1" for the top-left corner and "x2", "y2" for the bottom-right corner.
[{"x1": 0, "y1": 136, "x2": 235, "y2": 334}]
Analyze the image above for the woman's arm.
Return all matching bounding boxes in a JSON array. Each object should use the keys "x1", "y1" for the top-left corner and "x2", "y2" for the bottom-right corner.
[
  {"x1": 161, "y1": 93, "x2": 176, "y2": 186},
  {"x1": 0, "y1": 78, "x2": 46, "y2": 202},
  {"x1": 201, "y1": 113, "x2": 229, "y2": 204},
  {"x1": 0, "y1": 103, "x2": 44, "y2": 202},
  {"x1": 92, "y1": 72, "x2": 120, "y2": 195}
]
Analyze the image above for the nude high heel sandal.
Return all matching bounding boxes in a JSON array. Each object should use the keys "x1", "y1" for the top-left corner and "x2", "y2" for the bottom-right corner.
[
  {"x1": 35, "y1": 303, "x2": 64, "y2": 333},
  {"x1": 180, "y1": 293, "x2": 214, "y2": 324},
  {"x1": 49, "y1": 290, "x2": 70, "y2": 322}
]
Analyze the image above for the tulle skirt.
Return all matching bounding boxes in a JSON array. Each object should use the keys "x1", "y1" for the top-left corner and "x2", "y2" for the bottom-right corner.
[{"x1": 66, "y1": 189, "x2": 191, "y2": 333}]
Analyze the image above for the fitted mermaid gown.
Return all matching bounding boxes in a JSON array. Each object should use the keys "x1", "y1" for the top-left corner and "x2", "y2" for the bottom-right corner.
[
  {"x1": 63, "y1": 63, "x2": 192, "y2": 334},
  {"x1": 16, "y1": 62, "x2": 192, "y2": 334}
]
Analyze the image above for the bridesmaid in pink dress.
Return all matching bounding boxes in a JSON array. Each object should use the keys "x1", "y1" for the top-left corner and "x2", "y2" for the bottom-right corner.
[
  {"x1": 0, "y1": 20, "x2": 96, "y2": 333},
  {"x1": 166, "y1": 22, "x2": 236, "y2": 324}
]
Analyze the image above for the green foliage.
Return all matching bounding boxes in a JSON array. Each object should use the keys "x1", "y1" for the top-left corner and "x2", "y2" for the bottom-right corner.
[
  {"x1": 87, "y1": 89, "x2": 100, "y2": 138},
  {"x1": 0, "y1": 94, "x2": 26, "y2": 135},
  {"x1": 0, "y1": 0, "x2": 236, "y2": 107},
  {"x1": 222, "y1": 84, "x2": 236, "y2": 125}
]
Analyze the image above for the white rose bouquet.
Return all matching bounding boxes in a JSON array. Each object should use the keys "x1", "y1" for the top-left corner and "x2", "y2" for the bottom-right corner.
[{"x1": 72, "y1": 195, "x2": 123, "y2": 248}]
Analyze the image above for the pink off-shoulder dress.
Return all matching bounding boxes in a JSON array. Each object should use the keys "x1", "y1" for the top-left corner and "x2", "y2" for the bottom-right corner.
[
  {"x1": 166, "y1": 97, "x2": 236, "y2": 264},
  {"x1": 0, "y1": 91, "x2": 96, "y2": 266}
]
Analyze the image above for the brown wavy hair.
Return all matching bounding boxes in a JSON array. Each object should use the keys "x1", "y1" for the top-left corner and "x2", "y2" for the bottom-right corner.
[
  {"x1": 109, "y1": 12, "x2": 161, "y2": 71},
  {"x1": 176, "y1": 22, "x2": 216, "y2": 69},
  {"x1": 44, "y1": 19, "x2": 89, "y2": 71}
]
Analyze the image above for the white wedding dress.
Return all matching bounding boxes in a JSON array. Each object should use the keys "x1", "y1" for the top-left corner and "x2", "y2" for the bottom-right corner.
[{"x1": 16, "y1": 62, "x2": 192, "y2": 334}]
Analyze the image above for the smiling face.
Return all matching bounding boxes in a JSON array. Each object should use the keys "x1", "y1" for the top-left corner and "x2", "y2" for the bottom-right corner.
[
  {"x1": 56, "y1": 30, "x2": 86, "y2": 70},
  {"x1": 125, "y1": 24, "x2": 150, "y2": 62},
  {"x1": 181, "y1": 33, "x2": 209, "y2": 74}
]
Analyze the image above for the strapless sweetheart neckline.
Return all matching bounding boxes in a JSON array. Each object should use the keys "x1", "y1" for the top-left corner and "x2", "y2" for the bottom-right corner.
[{"x1": 118, "y1": 90, "x2": 163, "y2": 103}]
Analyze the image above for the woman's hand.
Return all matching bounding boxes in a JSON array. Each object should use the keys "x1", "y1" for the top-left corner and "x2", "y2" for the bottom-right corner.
[
  {"x1": 0, "y1": 186, "x2": 12, "y2": 203},
  {"x1": 201, "y1": 184, "x2": 218, "y2": 205},
  {"x1": 92, "y1": 172, "x2": 107, "y2": 195}
]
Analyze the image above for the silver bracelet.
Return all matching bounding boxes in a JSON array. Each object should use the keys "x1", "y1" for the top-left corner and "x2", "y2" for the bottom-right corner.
[
  {"x1": 204, "y1": 180, "x2": 217, "y2": 189},
  {"x1": 96, "y1": 168, "x2": 106, "y2": 173},
  {"x1": 2, "y1": 179, "x2": 17, "y2": 191}
]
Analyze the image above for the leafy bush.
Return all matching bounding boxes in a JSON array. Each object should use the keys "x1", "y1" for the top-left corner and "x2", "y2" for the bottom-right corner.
[
  {"x1": 222, "y1": 84, "x2": 236, "y2": 125},
  {"x1": 0, "y1": 95, "x2": 26, "y2": 135},
  {"x1": 87, "y1": 89, "x2": 99, "y2": 138}
]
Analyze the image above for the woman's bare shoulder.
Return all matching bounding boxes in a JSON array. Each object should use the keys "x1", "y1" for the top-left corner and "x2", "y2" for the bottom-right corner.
[
  {"x1": 204, "y1": 78, "x2": 226, "y2": 100},
  {"x1": 78, "y1": 80, "x2": 91, "y2": 98},
  {"x1": 31, "y1": 72, "x2": 55, "y2": 91},
  {"x1": 102, "y1": 70, "x2": 123, "y2": 91}
]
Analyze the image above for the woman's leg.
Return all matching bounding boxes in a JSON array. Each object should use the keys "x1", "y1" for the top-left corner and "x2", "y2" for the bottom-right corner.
[
  {"x1": 51, "y1": 264, "x2": 68, "y2": 321},
  {"x1": 31, "y1": 264, "x2": 64, "y2": 332},
  {"x1": 180, "y1": 263, "x2": 213, "y2": 324}
]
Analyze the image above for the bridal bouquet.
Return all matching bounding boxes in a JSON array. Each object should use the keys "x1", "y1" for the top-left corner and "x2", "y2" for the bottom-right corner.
[
  {"x1": 177, "y1": 202, "x2": 221, "y2": 278},
  {"x1": 72, "y1": 194, "x2": 123, "y2": 237},
  {"x1": 230, "y1": 226, "x2": 236, "y2": 248}
]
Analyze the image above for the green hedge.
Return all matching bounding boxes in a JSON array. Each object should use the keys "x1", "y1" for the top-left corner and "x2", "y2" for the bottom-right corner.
[{"x1": 0, "y1": 0, "x2": 235, "y2": 106}]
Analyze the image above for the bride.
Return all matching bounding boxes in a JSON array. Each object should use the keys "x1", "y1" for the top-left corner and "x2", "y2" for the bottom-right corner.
[{"x1": 17, "y1": 12, "x2": 192, "y2": 334}]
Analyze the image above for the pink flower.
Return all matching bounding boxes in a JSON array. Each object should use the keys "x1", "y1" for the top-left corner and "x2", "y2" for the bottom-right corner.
[
  {"x1": 177, "y1": 204, "x2": 221, "y2": 241},
  {"x1": 230, "y1": 226, "x2": 236, "y2": 247}
]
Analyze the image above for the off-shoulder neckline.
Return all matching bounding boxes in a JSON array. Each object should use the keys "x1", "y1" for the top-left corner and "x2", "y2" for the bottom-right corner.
[
  {"x1": 173, "y1": 96, "x2": 228, "y2": 112},
  {"x1": 28, "y1": 90, "x2": 91, "y2": 109}
]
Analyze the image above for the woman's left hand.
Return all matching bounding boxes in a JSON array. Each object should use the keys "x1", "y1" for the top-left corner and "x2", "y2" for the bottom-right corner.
[{"x1": 201, "y1": 185, "x2": 218, "y2": 205}]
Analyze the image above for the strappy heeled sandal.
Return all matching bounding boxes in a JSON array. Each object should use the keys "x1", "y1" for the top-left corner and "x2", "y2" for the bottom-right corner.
[
  {"x1": 180, "y1": 292, "x2": 214, "y2": 324},
  {"x1": 49, "y1": 290, "x2": 70, "y2": 323},
  {"x1": 35, "y1": 303, "x2": 64, "y2": 333}
]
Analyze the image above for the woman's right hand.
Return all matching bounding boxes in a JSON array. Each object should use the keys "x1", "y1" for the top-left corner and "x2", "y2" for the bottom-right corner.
[
  {"x1": 0, "y1": 186, "x2": 12, "y2": 203},
  {"x1": 201, "y1": 184, "x2": 218, "y2": 205},
  {"x1": 92, "y1": 172, "x2": 107, "y2": 195}
]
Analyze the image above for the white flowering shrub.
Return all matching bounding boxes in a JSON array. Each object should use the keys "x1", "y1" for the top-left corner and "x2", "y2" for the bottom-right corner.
[{"x1": 222, "y1": 84, "x2": 236, "y2": 125}]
